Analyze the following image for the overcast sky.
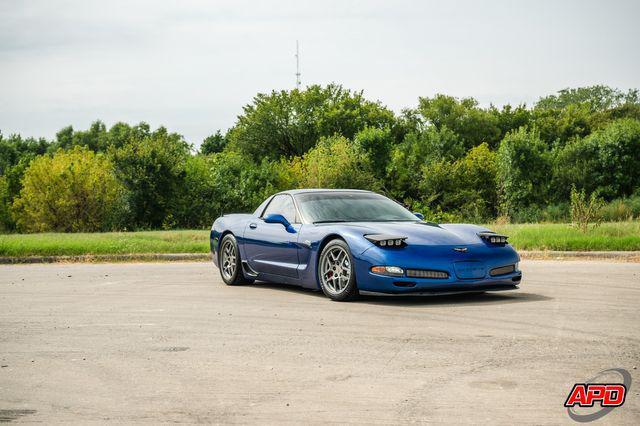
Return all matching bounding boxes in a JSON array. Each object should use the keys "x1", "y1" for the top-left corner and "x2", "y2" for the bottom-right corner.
[{"x1": 1, "y1": 0, "x2": 639, "y2": 146}]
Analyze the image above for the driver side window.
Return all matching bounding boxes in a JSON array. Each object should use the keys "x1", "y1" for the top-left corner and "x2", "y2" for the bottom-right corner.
[{"x1": 262, "y1": 194, "x2": 297, "y2": 224}]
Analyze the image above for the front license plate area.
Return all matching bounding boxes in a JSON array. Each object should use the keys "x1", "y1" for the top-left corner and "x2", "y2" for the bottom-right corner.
[{"x1": 454, "y1": 261, "x2": 486, "y2": 279}]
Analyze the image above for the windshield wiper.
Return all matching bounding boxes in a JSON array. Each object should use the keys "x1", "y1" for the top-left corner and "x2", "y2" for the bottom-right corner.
[{"x1": 312, "y1": 220, "x2": 350, "y2": 224}]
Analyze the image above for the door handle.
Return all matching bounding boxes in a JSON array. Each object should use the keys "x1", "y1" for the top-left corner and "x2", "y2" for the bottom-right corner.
[{"x1": 249, "y1": 223, "x2": 257, "y2": 229}]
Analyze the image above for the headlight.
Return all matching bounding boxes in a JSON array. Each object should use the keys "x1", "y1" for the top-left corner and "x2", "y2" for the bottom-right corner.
[
  {"x1": 364, "y1": 234, "x2": 407, "y2": 248},
  {"x1": 370, "y1": 266, "x2": 404, "y2": 276},
  {"x1": 477, "y1": 231, "x2": 508, "y2": 245}
]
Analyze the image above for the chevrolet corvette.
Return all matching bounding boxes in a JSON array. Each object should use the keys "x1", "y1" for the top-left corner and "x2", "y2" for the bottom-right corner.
[{"x1": 210, "y1": 189, "x2": 522, "y2": 301}]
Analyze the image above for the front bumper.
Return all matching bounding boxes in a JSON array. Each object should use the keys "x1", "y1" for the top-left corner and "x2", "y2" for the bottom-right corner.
[
  {"x1": 354, "y1": 243, "x2": 522, "y2": 294},
  {"x1": 357, "y1": 271, "x2": 521, "y2": 294}
]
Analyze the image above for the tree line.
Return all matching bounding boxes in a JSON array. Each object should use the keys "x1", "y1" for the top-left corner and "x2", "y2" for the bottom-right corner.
[{"x1": 1, "y1": 84, "x2": 639, "y2": 232}]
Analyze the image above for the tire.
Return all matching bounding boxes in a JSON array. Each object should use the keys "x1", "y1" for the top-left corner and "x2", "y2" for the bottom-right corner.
[
  {"x1": 318, "y1": 239, "x2": 359, "y2": 301},
  {"x1": 218, "y1": 234, "x2": 254, "y2": 285}
]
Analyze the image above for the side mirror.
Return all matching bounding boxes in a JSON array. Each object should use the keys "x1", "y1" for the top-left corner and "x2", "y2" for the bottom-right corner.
[
  {"x1": 263, "y1": 213, "x2": 296, "y2": 233},
  {"x1": 413, "y1": 212, "x2": 424, "y2": 220}
]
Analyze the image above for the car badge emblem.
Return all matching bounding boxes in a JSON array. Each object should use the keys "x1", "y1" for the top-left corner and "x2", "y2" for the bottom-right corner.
[{"x1": 453, "y1": 247, "x2": 468, "y2": 252}]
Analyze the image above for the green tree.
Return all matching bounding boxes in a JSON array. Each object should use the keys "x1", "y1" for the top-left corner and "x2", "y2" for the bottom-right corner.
[
  {"x1": 109, "y1": 127, "x2": 190, "y2": 229},
  {"x1": 497, "y1": 127, "x2": 551, "y2": 218},
  {"x1": 52, "y1": 121, "x2": 108, "y2": 152},
  {"x1": 51, "y1": 121, "x2": 152, "y2": 153},
  {"x1": 106, "y1": 122, "x2": 138, "y2": 150},
  {"x1": 12, "y1": 146, "x2": 125, "y2": 232},
  {"x1": 200, "y1": 130, "x2": 227, "y2": 155},
  {"x1": 0, "y1": 176, "x2": 11, "y2": 231},
  {"x1": 419, "y1": 143, "x2": 498, "y2": 222},
  {"x1": 172, "y1": 155, "x2": 215, "y2": 227},
  {"x1": 386, "y1": 126, "x2": 463, "y2": 200},
  {"x1": 536, "y1": 86, "x2": 639, "y2": 112},
  {"x1": 354, "y1": 126, "x2": 395, "y2": 178},
  {"x1": 288, "y1": 135, "x2": 379, "y2": 190},
  {"x1": 490, "y1": 104, "x2": 532, "y2": 139},
  {"x1": 532, "y1": 103, "x2": 593, "y2": 146},
  {"x1": 217, "y1": 152, "x2": 285, "y2": 214},
  {"x1": 173, "y1": 153, "x2": 285, "y2": 226},
  {"x1": 416, "y1": 94, "x2": 501, "y2": 149},
  {"x1": 457, "y1": 143, "x2": 499, "y2": 217},
  {"x1": 0, "y1": 133, "x2": 49, "y2": 175},
  {"x1": 552, "y1": 119, "x2": 640, "y2": 201},
  {"x1": 585, "y1": 119, "x2": 640, "y2": 199},
  {"x1": 0, "y1": 133, "x2": 51, "y2": 230},
  {"x1": 551, "y1": 136, "x2": 598, "y2": 201},
  {"x1": 54, "y1": 126, "x2": 74, "y2": 150},
  {"x1": 227, "y1": 84, "x2": 396, "y2": 160}
]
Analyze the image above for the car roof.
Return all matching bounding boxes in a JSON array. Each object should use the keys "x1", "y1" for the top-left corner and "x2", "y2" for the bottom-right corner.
[{"x1": 279, "y1": 189, "x2": 374, "y2": 196}]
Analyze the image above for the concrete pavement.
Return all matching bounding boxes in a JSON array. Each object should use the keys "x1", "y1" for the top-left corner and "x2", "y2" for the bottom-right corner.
[{"x1": 1, "y1": 261, "x2": 639, "y2": 424}]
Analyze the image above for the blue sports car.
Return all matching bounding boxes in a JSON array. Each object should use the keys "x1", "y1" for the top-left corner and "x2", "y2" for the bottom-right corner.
[{"x1": 210, "y1": 189, "x2": 521, "y2": 301}]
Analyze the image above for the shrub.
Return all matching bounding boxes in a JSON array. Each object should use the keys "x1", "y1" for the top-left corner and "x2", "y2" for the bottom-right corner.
[
  {"x1": 12, "y1": 147, "x2": 125, "y2": 232},
  {"x1": 599, "y1": 195, "x2": 640, "y2": 221},
  {"x1": 539, "y1": 203, "x2": 570, "y2": 223},
  {"x1": 570, "y1": 186, "x2": 604, "y2": 232},
  {"x1": 599, "y1": 199, "x2": 633, "y2": 222}
]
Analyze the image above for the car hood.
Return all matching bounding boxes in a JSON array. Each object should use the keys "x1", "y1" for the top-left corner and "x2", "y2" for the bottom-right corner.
[{"x1": 334, "y1": 221, "x2": 489, "y2": 246}]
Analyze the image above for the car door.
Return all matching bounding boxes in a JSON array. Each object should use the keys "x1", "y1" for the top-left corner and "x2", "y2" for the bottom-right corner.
[{"x1": 243, "y1": 194, "x2": 300, "y2": 278}]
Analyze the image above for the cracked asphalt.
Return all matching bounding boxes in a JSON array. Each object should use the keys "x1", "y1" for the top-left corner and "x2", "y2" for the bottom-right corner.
[{"x1": 1, "y1": 260, "x2": 639, "y2": 424}]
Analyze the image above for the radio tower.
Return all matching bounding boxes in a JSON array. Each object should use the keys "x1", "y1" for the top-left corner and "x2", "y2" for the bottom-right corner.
[{"x1": 295, "y1": 40, "x2": 301, "y2": 89}]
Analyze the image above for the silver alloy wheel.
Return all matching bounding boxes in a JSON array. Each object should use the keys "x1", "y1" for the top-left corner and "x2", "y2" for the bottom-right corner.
[
  {"x1": 220, "y1": 239, "x2": 237, "y2": 280},
  {"x1": 320, "y1": 246, "x2": 351, "y2": 295}
]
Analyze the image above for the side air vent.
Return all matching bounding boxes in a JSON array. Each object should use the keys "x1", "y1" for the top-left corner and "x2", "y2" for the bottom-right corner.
[{"x1": 241, "y1": 261, "x2": 259, "y2": 277}]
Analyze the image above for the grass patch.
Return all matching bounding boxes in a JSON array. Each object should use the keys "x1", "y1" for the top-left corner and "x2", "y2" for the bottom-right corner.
[
  {"x1": 488, "y1": 221, "x2": 640, "y2": 251},
  {"x1": 0, "y1": 222, "x2": 638, "y2": 258},
  {"x1": 0, "y1": 230, "x2": 210, "y2": 257}
]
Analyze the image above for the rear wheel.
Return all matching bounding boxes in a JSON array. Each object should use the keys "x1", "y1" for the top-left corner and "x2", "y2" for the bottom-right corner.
[
  {"x1": 318, "y1": 239, "x2": 358, "y2": 301},
  {"x1": 219, "y1": 234, "x2": 253, "y2": 285}
]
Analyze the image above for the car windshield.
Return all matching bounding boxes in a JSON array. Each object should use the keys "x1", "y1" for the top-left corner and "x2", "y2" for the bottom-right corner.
[{"x1": 295, "y1": 192, "x2": 420, "y2": 223}]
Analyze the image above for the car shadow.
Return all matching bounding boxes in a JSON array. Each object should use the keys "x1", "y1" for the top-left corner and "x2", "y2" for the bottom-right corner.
[
  {"x1": 246, "y1": 281, "x2": 552, "y2": 306},
  {"x1": 245, "y1": 281, "x2": 327, "y2": 299},
  {"x1": 356, "y1": 291, "x2": 552, "y2": 307}
]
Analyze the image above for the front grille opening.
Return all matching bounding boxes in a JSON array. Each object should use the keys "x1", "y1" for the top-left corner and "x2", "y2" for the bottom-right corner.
[
  {"x1": 393, "y1": 281, "x2": 416, "y2": 287},
  {"x1": 406, "y1": 269, "x2": 449, "y2": 279},
  {"x1": 490, "y1": 264, "x2": 515, "y2": 276},
  {"x1": 512, "y1": 275, "x2": 522, "y2": 282}
]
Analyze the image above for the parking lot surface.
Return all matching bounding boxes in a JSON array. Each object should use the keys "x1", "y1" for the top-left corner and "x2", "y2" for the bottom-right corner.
[{"x1": 1, "y1": 260, "x2": 639, "y2": 424}]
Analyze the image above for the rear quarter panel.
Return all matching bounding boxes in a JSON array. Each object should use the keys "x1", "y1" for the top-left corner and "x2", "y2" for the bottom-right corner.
[{"x1": 210, "y1": 214, "x2": 254, "y2": 267}]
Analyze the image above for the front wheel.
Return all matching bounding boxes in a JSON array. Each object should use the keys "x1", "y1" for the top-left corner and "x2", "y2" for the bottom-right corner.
[
  {"x1": 218, "y1": 234, "x2": 253, "y2": 285},
  {"x1": 318, "y1": 239, "x2": 359, "y2": 301}
]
